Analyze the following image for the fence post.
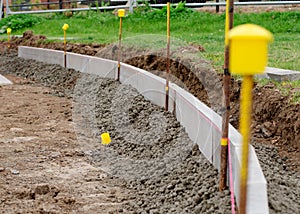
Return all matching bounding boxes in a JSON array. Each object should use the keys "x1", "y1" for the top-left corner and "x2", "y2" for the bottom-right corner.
[
  {"x1": 216, "y1": 0, "x2": 219, "y2": 13},
  {"x1": 59, "y1": 0, "x2": 63, "y2": 10},
  {"x1": 0, "y1": 0, "x2": 3, "y2": 20},
  {"x1": 5, "y1": 0, "x2": 9, "y2": 17}
]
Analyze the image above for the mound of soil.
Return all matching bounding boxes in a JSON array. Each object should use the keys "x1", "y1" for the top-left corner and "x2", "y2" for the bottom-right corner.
[{"x1": 4, "y1": 30, "x2": 105, "y2": 56}]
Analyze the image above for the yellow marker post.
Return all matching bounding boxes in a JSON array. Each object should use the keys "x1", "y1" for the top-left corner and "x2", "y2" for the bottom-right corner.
[
  {"x1": 165, "y1": 2, "x2": 170, "y2": 111},
  {"x1": 62, "y1": 23, "x2": 69, "y2": 68},
  {"x1": 117, "y1": 9, "x2": 125, "y2": 81},
  {"x1": 228, "y1": 24, "x2": 273, "y2": 214},
  {"x1": 101, "y1": 132, "x2": 111, "y2": 145},
  {"x1": 7, "y1": 28, "x2": 11, "y2": 49}
]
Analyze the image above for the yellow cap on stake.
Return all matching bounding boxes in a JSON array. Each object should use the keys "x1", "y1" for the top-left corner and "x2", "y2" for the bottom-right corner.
[
  {"x1": 62, "y1": 23, "x2": 69, "y2": 31},
  {"x1": 101, "y1": 132, "x2": 111, "y2": 145},
  {"x1": 7, "y1": 28, "x2": 11, "y2": 34},
  {"x1": 228, "y1": 24, "x2": 273, "y2": 75},
  {"x1": 118, "y1": 9, "x2": 125, "y2": 18}
]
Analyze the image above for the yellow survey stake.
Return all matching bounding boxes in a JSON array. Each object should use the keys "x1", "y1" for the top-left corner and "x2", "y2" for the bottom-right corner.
[
  {"x1": 101, "y1": 132, "x2": 111, "y2": 145},
  {"x1": 62, "y1": 23, "x2": 69, "y2": 31},
  {"x1": 7, "y1": 28, "x2": 11, "y2": 34},
  {"x1": 118, "y1": 9, "x2": 125, "y2": 17}
]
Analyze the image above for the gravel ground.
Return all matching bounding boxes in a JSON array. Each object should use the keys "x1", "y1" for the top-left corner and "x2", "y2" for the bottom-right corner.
[
  {"x1": 252, "y1": 142, "x2": 300, "y2": 213},
  {"x1": 73, "y1": 74, "x2": 232, "y2": 213},
  {"x1": 0, "y1": 51, "x2": 299, "y2": 213}
]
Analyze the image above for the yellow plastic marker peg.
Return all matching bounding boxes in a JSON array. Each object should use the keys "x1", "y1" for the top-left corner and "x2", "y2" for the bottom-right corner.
[
  {"x1": 228, "y1": 24, "x2": 273, "y2": 214},
  {"x1": 62, "y1": 24, "x2": 69, "y2": 42},
  {"x1": 228, "y1": 24, "x2": 273, "y2": 75},
  {"x1": 117, "y1": 9, "x2": 125, "y2": 81},
  {"x1": 7, "y1": 28, "x2": 12, "y2": 49},
  {"x1": 101, "y1": 132, "x2": 111, "y2": 145},
  {"x1": 62, "y1": 23, "x2": 69, "y2": 31},
  {"x1": 62, "y1": 24, "x2": 69, "y2": 67},
  {"x1": 118, "y1": 9, "x2": 125, "y2": 18}
]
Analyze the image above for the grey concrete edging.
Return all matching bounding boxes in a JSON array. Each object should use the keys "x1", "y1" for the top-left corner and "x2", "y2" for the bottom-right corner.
[
  {"x1": 256, "y1": 67, "x2": 300, "y2": 82},
  {"x1": 265, "y1": 67, "x2": 300, "y2": 82},
  {"x1": 18, "y1": 46, "x2": 269, "y2": 214},
  {"x1": 18, "y1": 46, "x2": 64, "y2": 66}
]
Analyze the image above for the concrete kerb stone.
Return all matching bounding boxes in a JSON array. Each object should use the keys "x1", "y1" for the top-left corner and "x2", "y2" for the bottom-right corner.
[
  {"x1": 120, "y1": 62, "x2": 170, "y2": 112},
  {"x1": 0, "y1": 74, "x2": 12, "y2": 85},
  {"x1": 171, "y1": 83, "x2": 214, "y2": 162},
  {"x1": 235, "y1": 146, "x2": 269, "y2": 214},
  {"x1": 18, "y1": 46, "x2": 64, "y2": 67},
  {"x1": 66, "y1": 52, "x2": 90, "y2": 73},
  {"x1": 256, "y1": 67, "x2": 300, "y2": 82},
  {"x1": 17, "y1": 46, "x2": 269, "y2": 213},
  {"x1": 67, "y1": 52, "x2": 117, "y2": 79}
]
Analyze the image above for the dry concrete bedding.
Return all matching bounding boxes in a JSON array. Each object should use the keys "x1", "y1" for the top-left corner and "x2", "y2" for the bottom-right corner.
[
  {"x1": 0, "y1": 52, "x2": 299, "y2": 213},
  {"x1": 73, "y1": 75, "x2": 232, "y2": 213}
]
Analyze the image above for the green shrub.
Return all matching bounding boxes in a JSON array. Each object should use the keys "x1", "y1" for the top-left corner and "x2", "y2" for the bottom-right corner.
[{"x1": 0, "y1": 14, "x2": 44, "y2": 34}]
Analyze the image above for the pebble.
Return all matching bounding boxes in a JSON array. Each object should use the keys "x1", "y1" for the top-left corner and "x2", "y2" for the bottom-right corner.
[
  {"x1": 35, "y1": 184, "x2": 50, "y2": 195},
  {"x1": 10, "y1": 127, "x2": 24, "y2": 133},
  {"x1": 10, "y1": 169, "x2": 19, "y2": 175},
  {"x1": 50, "y1": 152, "x2": 61, "y2": 159}
]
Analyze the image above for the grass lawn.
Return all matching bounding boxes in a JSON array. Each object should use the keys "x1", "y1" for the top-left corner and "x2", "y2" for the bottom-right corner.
[{"x1": 1, "y1": 4, "x2": 299, "y2": 73}]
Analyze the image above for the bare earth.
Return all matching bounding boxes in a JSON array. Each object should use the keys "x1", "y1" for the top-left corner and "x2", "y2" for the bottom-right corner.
[{"x1": 0, "y1": 76, "x2": 128, "y2": 213}]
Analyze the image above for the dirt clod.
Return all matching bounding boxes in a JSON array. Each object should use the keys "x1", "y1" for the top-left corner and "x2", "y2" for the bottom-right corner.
[{"x1": 35, "y1": 184, "x2": 50, "y2": 195}]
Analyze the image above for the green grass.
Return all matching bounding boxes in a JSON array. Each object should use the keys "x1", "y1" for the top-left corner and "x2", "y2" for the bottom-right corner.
[
  {"x1": 233, "y1": 12, "x2": 300, "y2": 72},
  {"x1": 0, "y1": 4, "x2": 299, "y2": 73}
]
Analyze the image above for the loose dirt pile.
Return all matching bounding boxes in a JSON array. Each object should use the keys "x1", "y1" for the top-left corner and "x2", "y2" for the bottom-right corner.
[
  {"x1": 73, "y1": 75, "x2": 232, "y2": 213},
  {"x1": 6, "y1": 30, "x2": 105, "y2": 56}
]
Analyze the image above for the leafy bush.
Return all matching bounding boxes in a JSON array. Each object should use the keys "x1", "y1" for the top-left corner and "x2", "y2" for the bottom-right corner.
[{"x1": 0, "y1": 14, "x2": 44, "y2": 34}]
